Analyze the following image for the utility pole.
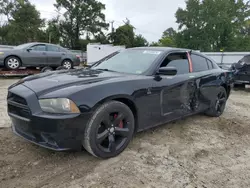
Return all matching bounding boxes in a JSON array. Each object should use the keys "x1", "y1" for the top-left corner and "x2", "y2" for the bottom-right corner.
[
  {"x1": 49, "y1": 32, "x2": 52, "y2": 43},
  {"x1": 110, "y1": 20, "x2": 114, "y2": 34},
  {"x1": 109, "y1": 20, "x2": 115, "y2": 43}
]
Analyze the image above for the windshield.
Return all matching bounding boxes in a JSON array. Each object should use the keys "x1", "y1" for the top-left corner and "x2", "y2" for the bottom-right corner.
[
  {"x1": 92, "y1": 49, "x2": 162, "y2": 74},
  {"x1": 14, "y1": 43, "x2": 32, "y2": 49}
]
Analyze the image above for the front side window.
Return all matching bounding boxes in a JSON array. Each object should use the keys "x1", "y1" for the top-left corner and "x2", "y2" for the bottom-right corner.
[
  {"x1": 31, "y1": 44, "x2": 46, "y2": 51},
  {"x1": 191, "y1": 54, "x2": 209, "y2": 72},
  {"x1": 92, "y1": 49, "x2": 162, "y2": 74},
  {"x1": 47, "y1": 45, "x2": 60, "y2": 52},
  {"x1": 160, "y1": 53, "x2": 190, "y2": 74}
]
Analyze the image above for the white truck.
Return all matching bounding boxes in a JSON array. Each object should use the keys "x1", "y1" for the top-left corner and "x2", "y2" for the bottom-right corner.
[{"x1": 87, "y1": 43, "x2": 125, "y2": 65}]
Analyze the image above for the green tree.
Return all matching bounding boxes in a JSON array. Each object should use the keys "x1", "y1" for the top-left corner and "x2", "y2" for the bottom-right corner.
[
  {"x1": 46, "y1": 16, "x2": 61, "y2": 44},
  {"x1": 9, "y1": 1, "x2": 44, "y2": 44},
  {"x1": 133, "y1": 34, "x2": 148, "y2": 47},
  {"x1": 109, "y1": 23, "x2": 135, "y2": 47},
  {"x1": 149, "y1": 42, "x2": 160, "y2": 46},
  {"x1": 0, "y1": 0, "x2": 44, "y2": 45},
  {"x1": 174, "y1": 0, "x2": 250, "y2": 51},
  {"x1": 54, "y1": 0, "x2": 109, "y2": 49},
  {"x1": 159, "y1": 27, "x2": 176, "y2": 47}
]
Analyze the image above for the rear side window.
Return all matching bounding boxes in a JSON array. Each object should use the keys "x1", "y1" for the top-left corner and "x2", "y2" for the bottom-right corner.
[
  {"x1": 47, "y1": 45, "x2": 60, "y2": 52},
  {"x1": 206, "y1": 59, "x2": 213, "y2": 69},
  {"x1": 191, "y1": 54, "x2": 209, "y2": 72}
]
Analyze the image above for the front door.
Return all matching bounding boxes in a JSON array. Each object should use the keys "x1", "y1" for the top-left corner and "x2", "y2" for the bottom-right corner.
[
  {"x1": 22, "y1": 44, "x2": 47, "y2": 66},
  {"x1": 137, "y1": 52, "x2": 196, "y2": 130},
  {"x1": 159, "y1": 52, "x2": 196, "y2": 121}
]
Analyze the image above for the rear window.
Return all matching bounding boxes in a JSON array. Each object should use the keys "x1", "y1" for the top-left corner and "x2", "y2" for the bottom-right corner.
[
  {"x1": 191, "y1": 54, "x2": 209, "y2": 72},
  {"x1": 206, "y1": 59, "x2": 213, "y2": 69},
  {"x1": 47, "y1": 45, "x2": 60, "y2": 52},
  {"x1": 239, "y1": 55, "x2": 250, "y2": 65}
]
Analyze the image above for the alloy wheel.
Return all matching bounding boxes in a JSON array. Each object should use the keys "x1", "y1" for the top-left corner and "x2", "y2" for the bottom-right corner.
[
  {"x1": 215, "y1": 91, "x2": 227, "y2": 113},
  {"x1": 96, "y1": 112, "x2": 131, "y2": 153}
]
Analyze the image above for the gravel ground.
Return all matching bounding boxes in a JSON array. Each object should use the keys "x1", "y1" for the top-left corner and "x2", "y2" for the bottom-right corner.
[{"x1": 0, "y1": 79, "x2": 250, "y2": 188}]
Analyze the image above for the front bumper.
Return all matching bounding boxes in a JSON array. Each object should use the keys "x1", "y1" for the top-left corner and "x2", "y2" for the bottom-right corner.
[{"x1": 8, "y1": 84, "x2": 92, "y2": 151}]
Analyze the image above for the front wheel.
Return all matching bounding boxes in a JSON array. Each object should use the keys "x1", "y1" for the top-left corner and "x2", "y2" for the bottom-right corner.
[
  {"x1": 205, "y1": 87, "x2": 228, "y2": 117},
  {"x1": 5, "y1": 56, "x2": 21, "y2": 70},
  {"x1": 83, "y1": 101, "x2": 135, "y2": 158}
]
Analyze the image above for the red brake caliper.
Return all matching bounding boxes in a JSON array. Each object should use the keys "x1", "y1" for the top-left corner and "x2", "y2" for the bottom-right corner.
[{"x1": 114, "y1": 114, "x2": 123, "y2": 128}]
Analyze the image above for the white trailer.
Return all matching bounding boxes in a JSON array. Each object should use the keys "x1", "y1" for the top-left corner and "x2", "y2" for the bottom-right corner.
[{"x1": 87, "y1": 43, "x2": 125, "y2": 64}]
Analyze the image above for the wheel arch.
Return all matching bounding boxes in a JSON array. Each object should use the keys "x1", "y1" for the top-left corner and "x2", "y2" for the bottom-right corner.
[
  {"x1": 93, "y1": 94, "x2": 139, "y2": 133},
  {"x1": 4, "y1": 55, "x2": 23, "y2": 66},
  {"x1": 221, "y1": 83, "x2": 231, "y2": 99},
  {"x1": 61, "y1": 58, "x2": 73, "y2": 64}
]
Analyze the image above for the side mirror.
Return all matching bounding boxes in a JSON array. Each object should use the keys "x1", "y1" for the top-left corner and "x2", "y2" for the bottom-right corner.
[
  {"x1": 27, "y1": 48, "x2": 32, "y2": 52},
  {"x1": 158, "y1": 67, "x2": 177, "y2": 76}
]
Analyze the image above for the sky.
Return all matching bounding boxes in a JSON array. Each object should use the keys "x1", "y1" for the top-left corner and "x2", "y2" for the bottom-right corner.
[{"x1": 30, "y1": 0, "x2": 187, "y2": 42}]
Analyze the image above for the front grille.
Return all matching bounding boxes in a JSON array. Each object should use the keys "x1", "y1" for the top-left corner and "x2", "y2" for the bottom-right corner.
[
  {"x1": 7, "y1": 92, "x2": 31, "y2": 119},
  {"x1": 8, "y1": 92, "x2": 27, "y2": 105}
]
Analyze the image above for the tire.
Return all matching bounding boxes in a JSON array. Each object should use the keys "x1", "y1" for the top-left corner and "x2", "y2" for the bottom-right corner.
[
  {"x1": 205, "y1": 87, "x2": 227, "y2": 117},
  {"x1": 62, "y1": 60, "x2": 73, "y2": 69},
  {"x1": 41, "y1": 66, "x2": 53, "y2": 73},
  {"x1": 56, "y1": 66, "x2": 67, "y2": 70},
  {"x1": 83, "y1": 101, "x2": 135, "y2": 158},
  {"x1": 5, "y1": 56, "x2": 21, "y2": 70}
]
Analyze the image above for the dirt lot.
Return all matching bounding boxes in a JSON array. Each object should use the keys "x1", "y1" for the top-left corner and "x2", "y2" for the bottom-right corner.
[{"x1": 0, "y1": 79, "x2": 250, "y2": 188}]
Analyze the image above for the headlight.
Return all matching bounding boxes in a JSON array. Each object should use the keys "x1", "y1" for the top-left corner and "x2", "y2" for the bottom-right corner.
[
  {"x1": 0, "y1": 52, "x2": 4, "y2": 55},
  {"x1": 39, "y1": 98, "x2": 80, "y2": 114}
]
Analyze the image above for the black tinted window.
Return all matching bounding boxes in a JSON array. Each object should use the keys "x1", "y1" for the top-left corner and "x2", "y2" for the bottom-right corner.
[
  {"x1": 207, "y1": 59, "x2": 213, "y2": 69},
  {"x1": 47, "y1": 45, "x2": 60, "y2": 52},
  {"x1": 167, "y1": 59, "x2": 190, "y2": 74},
  {"x1": 31, "y1": 45, "x2": 46, "y2": 51},
  {"x1": 191, "y1": 54, "x2": 209, "y2": 72}
]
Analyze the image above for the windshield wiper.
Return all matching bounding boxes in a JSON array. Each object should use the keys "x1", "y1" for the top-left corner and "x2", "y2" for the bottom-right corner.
[{"x1": 95, "y1": 68, "x2": 116, "y2": 72}]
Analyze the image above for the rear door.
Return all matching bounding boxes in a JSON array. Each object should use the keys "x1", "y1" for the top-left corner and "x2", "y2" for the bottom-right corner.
[
  {"x1": 189, "y1": 53, "x2": 219, "y2": 112},
  {"x1": 22, "y1": 44, "x2": 47, "y2": 66},
  {"x1": 46, "y1": 44, "x2": 64, "y2": 66}
]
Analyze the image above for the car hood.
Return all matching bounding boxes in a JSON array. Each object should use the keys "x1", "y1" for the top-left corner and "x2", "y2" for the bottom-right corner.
[{"x1": 18, "y1": 68, "x2": 127, "y2": 96}]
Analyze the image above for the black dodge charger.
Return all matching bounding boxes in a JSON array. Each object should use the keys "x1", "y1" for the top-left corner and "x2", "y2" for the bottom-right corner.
[{"x1": 7, "y1": 47, "x2": 233, "y2": 158}]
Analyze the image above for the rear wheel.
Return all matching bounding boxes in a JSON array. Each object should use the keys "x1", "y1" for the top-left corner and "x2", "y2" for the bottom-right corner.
[
  {"x1": 205, "y1": 87, "x2": 227, "y2": 117},
  {"x1": 83, "y1": 101, "x2": 135, "y2": 158},
  {"x1": 62, "y1": 60, "x2": 73, "y2": 69},
  {"x1": 5, "y1": 56, "x2": 21, "y2": 70}
]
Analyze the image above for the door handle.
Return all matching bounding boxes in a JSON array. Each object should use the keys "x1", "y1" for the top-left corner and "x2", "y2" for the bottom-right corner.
[
  {"x1": 62, "y1": 53, "x2": 65, "y2": 55},
  {"x1": 42, "y1": 52, "x2": 46, "y2": 55}
]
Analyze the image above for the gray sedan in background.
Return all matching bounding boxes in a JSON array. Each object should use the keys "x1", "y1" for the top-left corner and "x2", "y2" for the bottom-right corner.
[{"x1": 0, "y1": 42, "x2": 80, "y2": 70}]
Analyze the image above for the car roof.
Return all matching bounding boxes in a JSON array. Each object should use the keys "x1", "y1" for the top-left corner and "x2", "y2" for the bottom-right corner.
[
  {"x1": 26, "y1": 42, "x2": 61, "y2": 46},
  {"x1": 130, "y1": 46, "x2": 191, "y2": 52}
]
